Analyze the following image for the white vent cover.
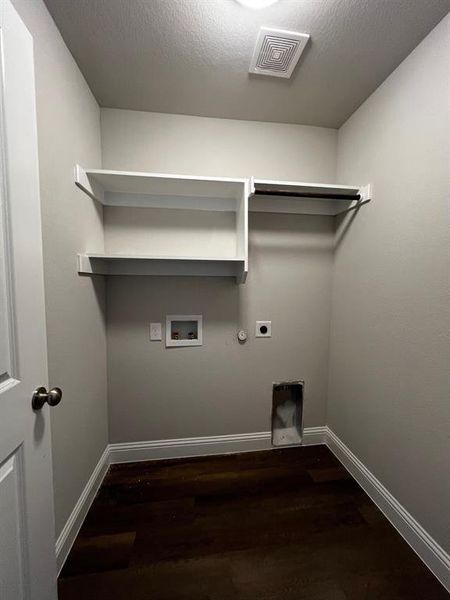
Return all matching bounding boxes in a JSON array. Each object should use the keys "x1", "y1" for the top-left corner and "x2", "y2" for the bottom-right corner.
[{"x1": 249, "y1": 27, "x2": 310, "y2": 78}]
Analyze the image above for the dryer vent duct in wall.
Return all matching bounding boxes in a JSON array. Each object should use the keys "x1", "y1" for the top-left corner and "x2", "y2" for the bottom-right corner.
[
  {"x1": 249, "y1": 27, "x2": 310, "y2": 78},
  {"x1": 272, "y1": 380, "x2": 304, "y2": 446}
]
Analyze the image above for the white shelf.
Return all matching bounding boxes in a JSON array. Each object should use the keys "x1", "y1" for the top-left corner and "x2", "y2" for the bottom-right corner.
[
  {"x1": 75, "y1": 166, "x2": 249, "y2": 283},
  {"x1": 250, "y1": 178, "x2": 371, "y2": 215},
  {"x1": 77, "y1": 254, "x2": 247, "y2": 283},
  {"x1": 75, "y1": 165, "x2": 248, "y2": 212},
  {"x1": 74, "y1": 167, "x2": 371, "y2": 282}
]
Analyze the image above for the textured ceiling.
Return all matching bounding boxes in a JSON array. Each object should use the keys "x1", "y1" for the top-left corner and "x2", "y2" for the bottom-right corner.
[{"x1": 43, "y1": 0, "x2": 450, "y2": 128}]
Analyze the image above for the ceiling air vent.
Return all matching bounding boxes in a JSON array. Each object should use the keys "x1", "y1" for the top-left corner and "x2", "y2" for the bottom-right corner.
[{"x1": 249, "y1": 27, "x2": 310, "y2": 78}]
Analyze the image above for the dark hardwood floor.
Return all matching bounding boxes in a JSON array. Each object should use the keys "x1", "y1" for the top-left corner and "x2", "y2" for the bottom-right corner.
[{"x1": 58, "y1": 446, "x2": 448, "y2": 599}]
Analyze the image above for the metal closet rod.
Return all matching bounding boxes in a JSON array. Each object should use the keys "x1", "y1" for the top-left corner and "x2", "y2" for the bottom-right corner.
[{"x1": 253, "y1": 189, "x2": 361, "y2": 201}]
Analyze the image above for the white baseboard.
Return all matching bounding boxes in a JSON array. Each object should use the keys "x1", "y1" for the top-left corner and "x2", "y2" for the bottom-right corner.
[
  {"x1": 55, "y1": 426, "x2": 449, "y2": 593},
  {"x1": 55, "y1": 446, "x2": 110, "y2": 575},
  {"x1": 108, "y1": 426, "x2": 327, "y2": 464},
  {"x1": 325, "y1": 427, "x2": 450, "y2": 592},
  {"x1": 55, "y1": 428, "x2": 325, "y2": 572}
]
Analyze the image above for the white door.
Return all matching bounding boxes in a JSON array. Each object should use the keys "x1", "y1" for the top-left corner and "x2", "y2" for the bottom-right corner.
[{"x1": 0, "y1": 0, "x2": 58, "y2": 598}]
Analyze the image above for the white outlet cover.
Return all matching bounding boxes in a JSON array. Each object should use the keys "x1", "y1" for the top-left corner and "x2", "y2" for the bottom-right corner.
[
  {"x1": 150, "y1": 322, "x2": 162, "y2": 341},
  {"x1": 256, "y1": 321, "x2": 272, "y2": 337}
]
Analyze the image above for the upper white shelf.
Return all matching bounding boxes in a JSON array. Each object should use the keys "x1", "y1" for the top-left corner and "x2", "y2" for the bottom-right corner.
[
  {"x1": 75, "y1": 166, "x2": 371, "y2": 216},
  {"x1": 75, "y1": 165, "x2": 249, "y2": 211},
  {"x1": 249, "y1": 178, "x2": 371, "y2": 215}
]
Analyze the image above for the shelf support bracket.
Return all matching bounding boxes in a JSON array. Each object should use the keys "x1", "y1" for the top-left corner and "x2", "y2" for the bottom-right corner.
[
  {"x1": 74, "y1": 165, "x2": 104, "y2": 204},
  {"x1": 335, "y1": 184, "x2": 372, "y2": 216}
]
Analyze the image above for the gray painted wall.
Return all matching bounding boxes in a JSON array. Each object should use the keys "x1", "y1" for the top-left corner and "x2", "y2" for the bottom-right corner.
[
  {"x1": 102, "y1": 110, "x2": 337, "y2": 442},
  {"x1": 328, "y1": 15, "x2": 450, "y2": 552},
  {"x1": 11, "y1": 0, "x2": 108, "y2": 537},
  {"x1": 107, "y1": 214, "x2": 334, "y2": 441},
  {"x1": 101, "y1": 109, "x2": 337, "y2": 181},
  {"x1": 104, "y1": 207, "x2": 237, "y2": 257}
]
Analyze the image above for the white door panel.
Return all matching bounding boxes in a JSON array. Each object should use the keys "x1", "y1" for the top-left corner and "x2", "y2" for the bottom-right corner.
[
  {"x1": 0, "y1": 0, "x2": 57, "y2": 598},
  {"x1": 0, "y1": 451, "x2": 26, "y2": 600}
]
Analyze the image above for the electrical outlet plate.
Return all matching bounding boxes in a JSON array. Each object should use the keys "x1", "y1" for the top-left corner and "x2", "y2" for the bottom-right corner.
[{"x1": 256, "y1": 321, "x2": 272, "y2": 337}]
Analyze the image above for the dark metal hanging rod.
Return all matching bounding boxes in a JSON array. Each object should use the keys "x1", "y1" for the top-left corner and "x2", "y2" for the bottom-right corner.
[{"x1": 253, "y1": 189, "x2": 361, "y2": 201}]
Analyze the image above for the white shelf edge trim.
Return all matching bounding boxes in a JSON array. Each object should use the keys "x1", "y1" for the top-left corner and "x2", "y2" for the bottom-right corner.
[
  {"x1": 77, "y1": 165, "x2": 250, "y2": 186},
  {"x1": 77, "y1": 254, "x2": 248, "y2": 283},
  {"x1": 81, "y1": 253, "x2": 246, "y2": 261},
  {"x1": 74, "y1": 164, "x2": 250, "y2": 208},
  {"x1": 56, "y1": 427, "x2": 450, "y2": 592}
]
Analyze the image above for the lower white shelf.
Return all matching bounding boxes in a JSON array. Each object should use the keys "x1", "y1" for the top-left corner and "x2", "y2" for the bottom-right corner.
[{"x1": 77, "y1": 254, "x2": 248, "y2": 283}]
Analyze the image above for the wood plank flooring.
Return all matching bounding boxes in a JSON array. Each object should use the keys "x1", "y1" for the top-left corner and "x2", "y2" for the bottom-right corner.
[{"x1": 58, "y1": 446, "x2": 449, "y2": 599}]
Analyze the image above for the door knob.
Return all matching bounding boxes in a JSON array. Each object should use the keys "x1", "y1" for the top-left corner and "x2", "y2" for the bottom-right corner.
[{"x1": 32, "y1": 386, "x2": 62, "y2": 410}]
